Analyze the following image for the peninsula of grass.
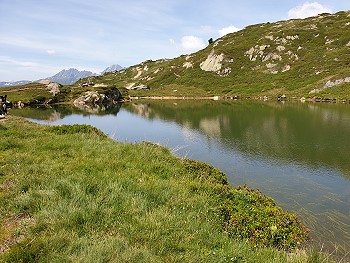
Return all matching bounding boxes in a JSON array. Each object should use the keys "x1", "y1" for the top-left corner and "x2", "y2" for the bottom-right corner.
[{"x1": 0, "y1": 117, "x2": 329, "y2": 262}]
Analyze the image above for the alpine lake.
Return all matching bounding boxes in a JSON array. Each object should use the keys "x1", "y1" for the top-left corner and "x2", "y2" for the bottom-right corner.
[{"x1": 11, "y1": 100, "x2": 350, "y2": 260}]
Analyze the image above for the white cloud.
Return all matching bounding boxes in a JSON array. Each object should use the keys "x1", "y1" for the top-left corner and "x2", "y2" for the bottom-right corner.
[
  {"x1": 46, "y1": 49, "x2": 56, "y2": 55},
  {"x1": 288, "y1": 2, "x2": 332, "y2": 19},
  {"x1": 218, "y1": 25, "x2": 240, "y2": 37},
  {"x1": 180, "y1": 36, "x2": 206, "y2": 52},
  {"x1": 0, "y1": 56, "x2": 66, "y2": 80},
  {"x1": 0, "y1": 56, "x2": 38, "y2": 67}
]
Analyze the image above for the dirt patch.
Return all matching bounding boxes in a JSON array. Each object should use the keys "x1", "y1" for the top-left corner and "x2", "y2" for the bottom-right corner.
[
  {"x1": 1, "y1": 87, "x2": 45, "y2": 93},
  {"x1": 0, "y1": 233, "x2": 25, "y2": 254},
  {"x1": 133, "y1": 67, "x2": 143, "y2": 79},
  {"x1": 0, "y1": 215, "x2": 34, "y2": 254},
  {"x1": 0, "y1": 183, "x2": 13, "y2": 190}
]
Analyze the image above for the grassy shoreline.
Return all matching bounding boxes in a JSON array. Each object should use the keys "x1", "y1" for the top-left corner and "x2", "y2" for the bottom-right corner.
[
  {"x1": 2, "y1": 80, "x2": 350, "y2": 109},
  {"x1": 0, "y1": 116, "x2": 330, "y2": 262}
]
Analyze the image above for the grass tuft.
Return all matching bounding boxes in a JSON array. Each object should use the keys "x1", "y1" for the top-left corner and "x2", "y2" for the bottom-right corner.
[{"x1": 48, "y1": 124, "x2": 107, "y2": 138}]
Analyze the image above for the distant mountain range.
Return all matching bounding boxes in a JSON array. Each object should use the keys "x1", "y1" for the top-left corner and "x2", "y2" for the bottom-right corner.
[
  {"x1": 0, "y1": 64, "x2": 124, "y2": 87},
  {"x1": 0, "y1": 80, "x2": 32, "y2": 87},
  {"x1": 42, "y1": 68, "x2": 97, "y2": 85},
  {"x1": 101, "y1": 64, "x2": 123, "y2": 74}
]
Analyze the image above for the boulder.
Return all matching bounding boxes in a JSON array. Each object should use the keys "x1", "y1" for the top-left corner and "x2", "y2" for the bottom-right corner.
[
  {"x1": 73, "y1": 88, "x2": 122, "y2": 105},
  {"x1": 131, "y1": 84, "x2": 150, "y2": 91},
  {"x1": 47, "y1": 82, "x2": 62, "y2": 96},
  {"x1": 74, "y1": 91, "x2": 106, "y2": 105},
  {"x1": 38, "y1": 80, "x2": 62, "y2": 96},
  {"x1": 38, "y1": 79, "x2": 51, "y2": 85}
]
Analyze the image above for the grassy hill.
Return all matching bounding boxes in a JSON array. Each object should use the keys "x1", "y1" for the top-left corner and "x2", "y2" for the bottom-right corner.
[
  {"x1": 1, "y1": 11, "x2": 350, "y2": 105},
  {"x1": 76, "y1": 11, "x2": 350, "y2": 100}
]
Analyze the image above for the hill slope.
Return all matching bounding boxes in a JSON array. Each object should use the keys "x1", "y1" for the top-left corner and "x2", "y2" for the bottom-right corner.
[{"x1": 78, "y1": 11, "x2": 350, "y2": 99}]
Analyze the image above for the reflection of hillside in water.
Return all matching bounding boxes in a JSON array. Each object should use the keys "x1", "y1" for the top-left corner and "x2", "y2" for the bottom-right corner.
[
  {"x1": 73, "y1": 104, "x2": 108, "y2": 114},
  {"x1": 46, "y1": 111, "x2": 61, "y2": 122},
  {"x1": 13, "y1": 103, "x2": 123, "y2": 122},
  {"x1": 124, "y1": 101, "x2": 350, "y2": 179}
]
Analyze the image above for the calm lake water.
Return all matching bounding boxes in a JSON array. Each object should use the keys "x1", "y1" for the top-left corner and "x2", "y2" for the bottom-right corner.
[{"x1": 12, "y1": 100, "x2": 350, "y2": 259}]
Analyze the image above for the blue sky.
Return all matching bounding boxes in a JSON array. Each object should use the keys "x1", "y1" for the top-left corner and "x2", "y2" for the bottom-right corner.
[{"x1": 0, "y1": 0, "x2": 349, "y2": 81}]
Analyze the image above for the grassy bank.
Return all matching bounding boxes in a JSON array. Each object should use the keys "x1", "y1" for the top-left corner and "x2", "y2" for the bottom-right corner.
[{"x1": 0, "y1": 117, "x2": 329, "y2": 262}]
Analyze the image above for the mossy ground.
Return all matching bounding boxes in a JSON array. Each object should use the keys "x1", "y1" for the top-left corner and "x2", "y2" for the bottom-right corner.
[
  {"x1": 0, "y1": 83, "x2": 54, "y2": 104},
  {"x1": 0, "y1": 117, "x2": 332, "y2": 262}
]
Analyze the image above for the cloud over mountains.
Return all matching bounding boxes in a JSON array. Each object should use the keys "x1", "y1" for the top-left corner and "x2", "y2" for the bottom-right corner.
[{"x1": 288, "y1": 2, "x2": 332, "y2": 19}]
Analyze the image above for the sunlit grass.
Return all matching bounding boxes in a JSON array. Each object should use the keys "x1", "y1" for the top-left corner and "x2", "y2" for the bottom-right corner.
[{"x1": 0, "y1": 117, "x2": 331, "y2": 262}]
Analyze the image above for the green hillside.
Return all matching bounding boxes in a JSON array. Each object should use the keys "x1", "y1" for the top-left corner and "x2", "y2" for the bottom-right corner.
[
  {"x1": 77, "y1": 11, "x2": 350, "y2": 100},
  {"x1": 1, "y1": 11, "x2": 349, "y2": 105}
]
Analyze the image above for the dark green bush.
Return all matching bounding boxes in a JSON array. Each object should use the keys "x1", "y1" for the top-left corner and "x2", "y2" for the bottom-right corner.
[
  {"x1": 48, "y1": 124, "x2": 107, "y2": 138},
  {"x1": 182, "y1": 159, "x2": 228, "y2": 185},
  {"x1": 220, "y1": 185, "x2": 310, "y2": 250},
  {"x1": 182, "y1": 159, "x2": 310, "y2": 250},
  {"x1": 0, "y1": 124, "x2": 8, "y2": 130}
]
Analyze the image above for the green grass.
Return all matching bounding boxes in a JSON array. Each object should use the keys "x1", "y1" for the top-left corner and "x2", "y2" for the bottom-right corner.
[
  {"x1": 0, "y1": 83, "x2": 54, "y2": 104},
  {"x1": 0, "y1": 117, "x2": 332, "y2": 262}
]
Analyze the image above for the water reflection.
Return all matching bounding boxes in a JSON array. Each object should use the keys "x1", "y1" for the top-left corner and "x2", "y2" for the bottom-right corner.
[
  {"x1": 122, "y1": 101, "x2": 350, "y2": 258},
  {"x1": 13, "y1": 101, "x2": 350, "y2": 260},
  {"x1": 10, "y1": 103, "x2": 122, "y2": 121},
  {"x1": 124, "y1": 101, "x2": 350, "y2": 179}
]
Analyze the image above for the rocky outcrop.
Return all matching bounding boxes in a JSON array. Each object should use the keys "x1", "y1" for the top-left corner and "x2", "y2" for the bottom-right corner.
[
  {"x1": 200, "y1": 50, "x2": 233, "y2": 77},
  {"x1": 183, "y1": 62, "x2": 193, "y2": 69},
  {"x1": 74, "y1": 91, "x2": 106, "y2": 105},
  {"x1": 47, "y1": 82, "x2": 61, "y2": 96},
  {"x1": 323, "y1": 77, "x2": 350, "y2": 88},
  {"x1": 130, "y1": 85, "x2": 150, "y2": 91},
  {"x1": 38, "y1": 80, "x2": 62, "y2": 96},
  {"x1": 73, "y1": 88, "x2": 122, "y2": 105},
  {"x1": 309, "y1": 77, "x2": 350, "y2": 94},
  {"x1": 38, "y1": 80, "x2": 51, "y2": 85},
  {"x1": 200, "y1": 50, "x2": 224, "y2": 72}
]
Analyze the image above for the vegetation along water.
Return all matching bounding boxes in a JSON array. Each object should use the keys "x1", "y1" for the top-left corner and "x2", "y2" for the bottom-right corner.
[
  {"x1": 6, "y1": 100, "x2": 350, "y2": 262},
  {"x1": 1, "y1": 9, "x2": 350, "y2": 262}
]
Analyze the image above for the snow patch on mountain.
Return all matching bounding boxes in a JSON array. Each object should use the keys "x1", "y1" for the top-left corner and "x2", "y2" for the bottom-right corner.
[{"x1": 101, "y1": 64, "x2": 123, "y2": 74}]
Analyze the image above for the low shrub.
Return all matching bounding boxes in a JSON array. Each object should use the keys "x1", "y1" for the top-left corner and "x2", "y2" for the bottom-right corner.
[
  {"x1": 220, "y1": 185, "x2": 310, "y2": 250},
  {"x1": 48, "y1": 124, "x2": 107, "y2": 138}
]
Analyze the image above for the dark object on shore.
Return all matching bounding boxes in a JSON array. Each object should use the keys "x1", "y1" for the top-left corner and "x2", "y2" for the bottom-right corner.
[
  {"x1": 208, "y1": 38, "x2": 214, "y2": 45},
  {"x1": 277, "y1": 94, "x2": 287, "y2": 101},
  {"x1": 0, "y1": 95, "x2": 8, "y2": 116},
  {"x1": 225, "y1": 95, "x2": 240, "y2": 100}
]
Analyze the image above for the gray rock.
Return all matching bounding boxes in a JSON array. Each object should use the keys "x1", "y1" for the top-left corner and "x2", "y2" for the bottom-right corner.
[
  {"x1": 131, "y1": 85, "x2": 150, "y2": 90},
  {"x1": 74, "y1": 91, "x2": 106, "y2": 105}
]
